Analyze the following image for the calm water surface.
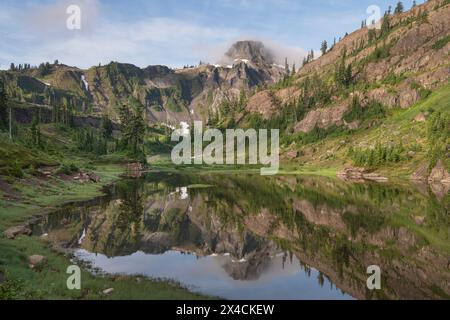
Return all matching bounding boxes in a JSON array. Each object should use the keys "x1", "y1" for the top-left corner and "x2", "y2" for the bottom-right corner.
[{"x1": 33, "y1": 172, "x2": 450, "y2": 300}]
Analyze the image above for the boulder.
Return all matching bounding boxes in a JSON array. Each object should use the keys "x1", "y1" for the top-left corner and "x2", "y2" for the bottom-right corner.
[
  {"x1": 294, "y1": 103, "x2": 348, "y2": 133},
  {"x1": 286, "y1": 150, "x2": 299, "y2": 160},
  {"x1": 4, "y1": 225, "x2": 32, "y2": 239},
  {"x1": 399, "y1": 88, "x2": 420, "y2": 109},
  {"x1": 428, "y1": 160, "x2": 450, "y2": 184},
  {"x1": 103, "y1": 288, "x2": 114, "y2": 295},
  {"x1": 411, "y1": 163, "x2": 429, "y2": 181},
  {"x1": 413, "y1": 216, "x2": 425, "y2": 225},
  {"x1": 73, "y1": 171, "x2": 100, "y2": 183},
  {"x1": 28, "y1": 255, "x2": 47, "y2": 269},
  {"x1": 414, "y1": 113, "x2": 427, "y2": 123}
]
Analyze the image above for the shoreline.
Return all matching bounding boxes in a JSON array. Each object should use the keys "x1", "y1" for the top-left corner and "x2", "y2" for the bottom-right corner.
[
  {"x1": 1, "y1": 163, "x2": 447, "y2": 299},
  {"x1": 0, "y1": 164, "x2": 209, "y2": 300}
]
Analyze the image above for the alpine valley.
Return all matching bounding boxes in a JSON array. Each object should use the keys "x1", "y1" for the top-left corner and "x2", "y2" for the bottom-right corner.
[{"x1": 0, "y1": 0, "x2": 449, "y2": 300}]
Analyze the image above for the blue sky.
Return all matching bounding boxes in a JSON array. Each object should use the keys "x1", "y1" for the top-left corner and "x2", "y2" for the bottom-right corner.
[{"x1": 0, "y1": 0, "x2": 423, "y2": 69}]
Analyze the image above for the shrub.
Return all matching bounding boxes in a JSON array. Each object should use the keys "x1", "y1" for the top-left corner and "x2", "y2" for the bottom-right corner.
[
  {"x1": 56, "y1": 162, "x2": 79, "y2": 175},
  {"x1": 432, "y1": 35, "x2": 450, "y2": 50},
  {"x1": 9, "y1": 162, "x2": 24, "y2": 178},
  {"x1": 344, "y1": 98, "x2": 385, "y2": 123},
  {"x1": 348, "y1": 143, "x2": 404, "y2": 167},
  {"x1": 427, "y1": 110, "x2": 450, "y2": 169},
  {"x1": 365, "y1": 42, "x2": 391, "y2": 63}
]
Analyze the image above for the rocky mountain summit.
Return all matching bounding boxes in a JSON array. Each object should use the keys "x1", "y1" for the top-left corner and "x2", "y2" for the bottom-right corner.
[{"x1": 225, "y1": 40, "x2": 276, "y2": 65}]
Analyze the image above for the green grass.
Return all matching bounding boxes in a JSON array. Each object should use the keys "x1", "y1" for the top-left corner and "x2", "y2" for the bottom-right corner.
[
  {"x1": 287, "y1": 83, "x2": 450, "y2": 177},
  {"x1": 432, "y1": 35, "x2": 450, "y2": 50},
  {"x1": 392, "y1": 82, "x2": 450, "y2": 123},
  {"x1": 0, "y1": 235, "x2": 207, "y2": 300}
]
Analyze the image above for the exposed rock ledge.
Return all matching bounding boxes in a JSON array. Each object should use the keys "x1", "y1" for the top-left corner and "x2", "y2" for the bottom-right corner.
[
  {"x1": 294, "y1": 104, "x2": 348, "y2": 133},
  {"x1": 337, "y1": 166, "x2": 388, "y2": 182},
  {"x1": 411, "y1": 160, "x2": 450, "y2": 185}
]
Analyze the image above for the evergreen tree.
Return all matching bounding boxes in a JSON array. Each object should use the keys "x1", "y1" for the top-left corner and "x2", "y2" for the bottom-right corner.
[
  {"x1": 320, "y1": 40, "x2": 328, "y2": 55},
  {"x1": 119, "y1": 103, "x2": 146, "y2": 156},
  {"x1": 0, "y1": 80, "x2": 8, "y2": 130},
  {"x1": 394, "y1": 1, "x2": 404, "y2": 14},
  {"x1": 344, "y1": 63, "x2": 353, "y2": 87},
  {"x1": 381, "y1": 12, "x2": 391, "y2": 36},
  {"x1": 30, "y1": 117, "x2": 41, "y2": 147},
  {"x1": 100, "y1": 113, "x2": 113, "y2": 139},
  {"x1": 284, "y1": 58, "x2": 290, "y2": 75},
  {"x1": 302, "y1": 57, "x2": 307, "y2": 67}
]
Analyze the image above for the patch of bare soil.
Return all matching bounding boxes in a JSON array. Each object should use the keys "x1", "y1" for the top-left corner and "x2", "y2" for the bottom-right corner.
[{"x1": 0, "y1": 179, "x2": 21, "y2": 200}]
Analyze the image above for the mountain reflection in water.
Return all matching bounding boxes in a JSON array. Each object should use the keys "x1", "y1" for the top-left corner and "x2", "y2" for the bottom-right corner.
[{"x1": 32, "y1": 172, "x2": 450, "y2": 300}]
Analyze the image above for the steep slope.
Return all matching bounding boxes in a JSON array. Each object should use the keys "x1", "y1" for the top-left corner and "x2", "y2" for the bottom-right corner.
[{"x1": 236, "y1": 0, "x2": 450, "y2": 178}]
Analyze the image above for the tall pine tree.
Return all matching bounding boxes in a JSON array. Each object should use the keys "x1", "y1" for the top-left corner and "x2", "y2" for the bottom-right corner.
[{"x1": 0, "y1": 79, "x2": 8, "y2": 131}]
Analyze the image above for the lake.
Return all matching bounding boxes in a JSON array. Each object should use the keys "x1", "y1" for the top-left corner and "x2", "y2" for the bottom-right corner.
[{"x1": 31, "y1": 172, "x2": 450, "y2": 299}]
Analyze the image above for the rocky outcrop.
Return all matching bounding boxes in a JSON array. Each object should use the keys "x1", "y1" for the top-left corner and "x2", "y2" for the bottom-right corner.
[
  {"x1": 12, "y1": 105, "x2": 120, "y2": 130},
  {"x1": 411, "y1": 163, "x2": 429, "y2": 181},
  {"x1": 225, "y1": 40, "x2": 275, "y2": 65},
  {"x1": 4, "y1": 225, "x2": 32, "y2": 239},
  {"x1": 428, "y1": 160, "x2": 450, "y2": 184},
  {"x1": 338, "y1": 167, "x2": 388, "y2": 182},
  {"x1": 411, "y1": 160, "x2": 450, "y2": 184},
  {"x1": 414, "y1": 112, "x2": 427, "y2": 122},
  {"x1": 245, "y1": 91, "x2": 279, "y2": 119},
  {"x1": 73, "y1": 171, "x2": 101, "y2": 183},
  {"x1": 294, "y1": 104, "x2": 348, "y2": 133}
]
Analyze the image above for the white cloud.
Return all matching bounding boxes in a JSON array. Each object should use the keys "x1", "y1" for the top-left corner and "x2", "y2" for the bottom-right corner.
[
  {"x1": 0, "y1": 0, "x2": 308, "y2": 70},
  {"x1": 8, "y1": 16, "x2": 241, "y2": 69},
  {"x1": 21, "y1": 0, "x2": 101, "y2": 38},
  {"x1": 201, "y1": 37, "x2": 308, "y2": 68}
]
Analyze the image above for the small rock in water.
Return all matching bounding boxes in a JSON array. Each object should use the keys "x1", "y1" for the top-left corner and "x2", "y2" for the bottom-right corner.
[
  {"x1": 103, "y1": 288, "x2": 114, "y2": 295},
  {"x1": 28, "y1": 255, "x2": 48, "y2": 269}
]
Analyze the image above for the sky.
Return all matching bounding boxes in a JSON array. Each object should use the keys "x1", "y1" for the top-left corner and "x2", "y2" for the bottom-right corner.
[{"x1": 0, "y1": 0, "x2": 423, "y2": 70}]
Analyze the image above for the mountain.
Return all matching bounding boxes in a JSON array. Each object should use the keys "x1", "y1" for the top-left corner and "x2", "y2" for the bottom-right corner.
[
  {"x1": 0, "y1": 41, "x2": 285, "y2": 126},
  {"x1": 232, "y1": 0, "x2": 450, "y2": 180},
  {"x1": 0, "y1": 0, "x2": 449, "y2": 181},
  {"x1": 225, "y1": 40, "x2": 276, "y2": 65}
]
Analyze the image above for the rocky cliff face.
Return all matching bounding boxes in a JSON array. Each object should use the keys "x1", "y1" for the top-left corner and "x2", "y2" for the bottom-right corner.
[{"x1": 241, "y1": 0, "x2": 450, "y2": 129}]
